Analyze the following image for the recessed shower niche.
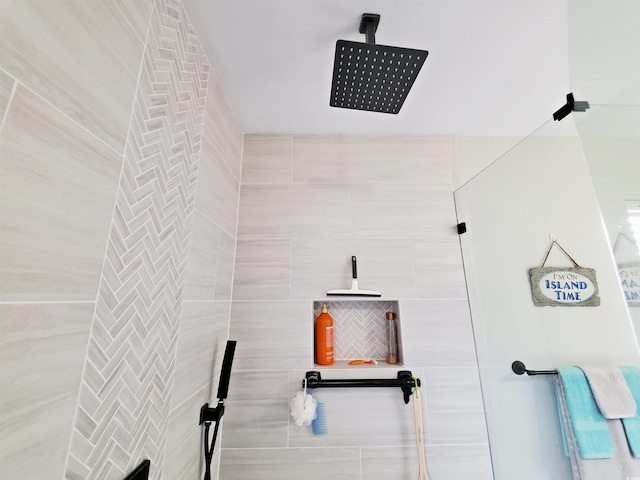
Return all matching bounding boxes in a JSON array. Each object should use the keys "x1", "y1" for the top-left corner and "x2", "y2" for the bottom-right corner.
[{"x1": 312, "y1": 300, "x2": 403, "y2": 367}]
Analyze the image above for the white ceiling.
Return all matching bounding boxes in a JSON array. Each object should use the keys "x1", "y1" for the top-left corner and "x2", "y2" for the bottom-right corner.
[{"x1": 183, "y1": 0, "x2": 571, "y2": 136}]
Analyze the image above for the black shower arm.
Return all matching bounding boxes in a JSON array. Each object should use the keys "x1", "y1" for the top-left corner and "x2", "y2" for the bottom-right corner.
[
  {"x1": 304, "y1": 370, "x2": 420, "y2": 404},
  {"x1": 359, "y1": 13, "x2": 380, "y2": 45}
]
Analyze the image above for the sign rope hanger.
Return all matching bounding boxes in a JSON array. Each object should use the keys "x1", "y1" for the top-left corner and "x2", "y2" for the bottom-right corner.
[{"x1": 539, "y1": 235, "x2": 581, "y2": 268}]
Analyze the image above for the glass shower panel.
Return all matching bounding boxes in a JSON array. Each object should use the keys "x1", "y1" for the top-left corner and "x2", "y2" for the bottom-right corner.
[
  {"x1": 567, "y1": 0, "x2": 640, "y2": 106},
  {"x1": 576, "y1": 104, "x2": 640, "y2": 337},
  {"x1": 454, "y1": 116, "x2": 639, "y2": 480}
]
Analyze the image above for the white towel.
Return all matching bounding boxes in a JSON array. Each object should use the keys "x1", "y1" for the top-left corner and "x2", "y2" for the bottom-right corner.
[{"x1": 579, "y1": 365, "x2": 637, "y2": 419}]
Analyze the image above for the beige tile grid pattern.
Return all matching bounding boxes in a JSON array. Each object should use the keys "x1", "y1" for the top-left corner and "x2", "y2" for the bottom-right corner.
[{"x1": 225, "y1": 134, "x2": 492, "y2": 479}]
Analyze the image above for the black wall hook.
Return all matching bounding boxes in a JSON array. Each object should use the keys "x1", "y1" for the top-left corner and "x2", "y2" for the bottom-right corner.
[{"x1": 511, "y1": 360, "x2": 558, "y2": 376}]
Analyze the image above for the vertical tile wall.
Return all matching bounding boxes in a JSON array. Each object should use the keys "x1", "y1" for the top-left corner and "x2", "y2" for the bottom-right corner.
[
  {"x1": 223, "y1": 135, "x2": 494, "y2": 480},
  {"x1": 0, "y1": 1, "x2": 242, "y2": 479}
]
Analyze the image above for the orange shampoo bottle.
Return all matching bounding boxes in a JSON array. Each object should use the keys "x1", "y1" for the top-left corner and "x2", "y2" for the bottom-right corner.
[{"x1": 315, "y1": 303, "x2": 334, "y2": 365}]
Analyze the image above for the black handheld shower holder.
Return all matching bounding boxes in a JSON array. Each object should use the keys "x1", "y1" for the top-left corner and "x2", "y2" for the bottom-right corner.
[
  {"x1": 199, "y1": 340, "x2": 237, "y2": 480},
  {"x1": 199, "y1": 400, "x2": 225, "y2": 425}
]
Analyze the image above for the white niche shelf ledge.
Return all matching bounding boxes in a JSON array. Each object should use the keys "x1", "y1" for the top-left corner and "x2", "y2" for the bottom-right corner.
[{"x1": 312, "y1": 299, "x2": 403, "y2": 368}]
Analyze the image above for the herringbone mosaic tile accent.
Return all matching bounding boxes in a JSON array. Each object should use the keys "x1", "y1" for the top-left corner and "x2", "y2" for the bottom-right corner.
[
  {"x1": 65, "y1": 1, "x2": 209, "y2": 479},
  {"x1": 313, "y1": 301, "x2": 396, "y2": 361}
]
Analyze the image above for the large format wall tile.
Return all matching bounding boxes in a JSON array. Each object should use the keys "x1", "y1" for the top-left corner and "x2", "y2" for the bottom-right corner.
[
  {"x1": 362, "y1": 446, "x2": 423, "y2": 480},
  {"x1": 0, "y1": 84, "x2": 122, "y2": 301},
  {"x1": 424, "y1": 444, "x2": 493, "y2": 480},
  {"x1": 220, "y1": 447, "x2": 361, "y2": 480},
  {"x1": 164, "y1": 383, "x2": 209, "y2": 480},
  {"x1": 0, "y1": 69, "x2": 15, "y2": 123},
  {"x1": 0, "y1": 0, "x2": 152, "y2": 152},
  {"x1": 243, "y1": 135, "x2": 293, "y2": 184},
  {"x1": 200, "y1": 73, "x2": 243, "y2": 183},
  {"x1": 224, "y1": 118, "x2": 244, "y2": 182},
  {"x1": 402, "y1": 136, "x2": 454, "y2": 186},
  {"x1": 237, "y1": 184, "x2": 352, "y2": 239},
  {"x1": 173, "y1": 302, "x2": 230, "y2": 408},
  {"x1": 214, "y1": 230, "x2": 236, "y2": 301},
  {"x1": 293, "y1": 135, "x2": 405, "y2": 184},
  {"x1": 361, "y1": 444, "x2": 493, "y2": 480},
  {"x1": 400, "y1": 299, "x2": 477, "y2": 368},
  {"x1": 229, "y1": 301, "x2": 313, "y2": 370},
  {"x1": 413, "y1": 238, "x2": 468, "y2": 299},
  {"x1": 222, "y1": 371, "x2": 289, "y2": 448},
  {"x1": 233, "y1": 239, "x2": 291, "y2": 300},
  {"x1": 0, "y1": 303, "x2": 93, "y2": 480},
  {"x1": 351, "y1": 184, "x2": 456, "y2": 238},
  {"x1": 196, "y1": 143, "x2": 241, "y2": 236},
  {"x1": 183, "y1": 210, "x2": 221, "y2": 301},
  {"x1": 422, "y1": 367, "x2": 489, "y2": 444}
]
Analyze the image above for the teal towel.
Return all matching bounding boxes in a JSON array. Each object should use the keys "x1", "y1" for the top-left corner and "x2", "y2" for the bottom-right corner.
[
  {"x1": 557, "y1": 367, "x2": 614, "y2": 459},
  {"x1": 620, "y1": 366, "x2": 640, "y2": 457}
]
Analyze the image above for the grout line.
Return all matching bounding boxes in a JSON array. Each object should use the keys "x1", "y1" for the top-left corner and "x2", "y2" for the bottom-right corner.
[
  {"x1": 286, "y1": 371, "x2": 291, "y2": 448},
  {"x1": 0, "y1": 75, "x2": 18, "y2": 133},
  {"x1": 0, "y1": 300, "x2": 96, "y2": 305},
  {"x1": 348, "y1": 183, "x2": 354, "y2": 239},
  {"x1": 4, "y1": 76, "x2": 123, "y2": 158},
  {"x1": 288, "y1": 240, "x2": 293, "y2": 300},
  {"x1": 290, "y1": 134, "x2": 295, "y2": 184},
  {"x1": 409, "y1": 240, "x2": 418, "y2": 299},
  {"x1": 226, "y1": 120, "x2": 244, "y2": 308},
  {"x1": 219, "y1": 442, "x2": 489, "y2": 452}
]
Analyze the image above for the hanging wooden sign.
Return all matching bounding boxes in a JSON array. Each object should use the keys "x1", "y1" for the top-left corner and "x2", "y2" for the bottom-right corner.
[
  {"x1": 618, "y1": 263, "x2": 640, "y2": 307},
  {"x1": 529, "y1": 239, "x2": 600, "y2": 307}
]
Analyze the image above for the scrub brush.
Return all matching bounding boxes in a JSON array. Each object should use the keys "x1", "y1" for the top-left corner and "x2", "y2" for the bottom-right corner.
[{"x1": 312, "y1": 402, "x2": 328, "y2": 435}]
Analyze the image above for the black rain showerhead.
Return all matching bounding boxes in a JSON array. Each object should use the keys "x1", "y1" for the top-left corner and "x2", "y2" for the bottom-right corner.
[{"x1": 330, "y1": 13, "x2": 428, "y2": 114}]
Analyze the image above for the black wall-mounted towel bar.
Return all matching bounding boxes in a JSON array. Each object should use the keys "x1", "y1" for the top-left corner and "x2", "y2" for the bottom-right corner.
[
  {"x1": 304, "y1": 370, "x2": 420, "y2": 404},
  {"x1": 512, "y1": 360, "x2": 558, "y2": 376}
]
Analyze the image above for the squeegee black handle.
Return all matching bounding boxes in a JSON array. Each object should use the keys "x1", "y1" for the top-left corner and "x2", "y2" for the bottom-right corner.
[
  {"x1": 352, "y1": 256, "x2": 358, "y2": 279},
  {"x1": 216, "y1": 340, "x2": 237, "y2": 400}
]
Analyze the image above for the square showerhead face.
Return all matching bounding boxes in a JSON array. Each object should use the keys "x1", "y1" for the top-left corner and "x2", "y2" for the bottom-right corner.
[{"x1": 330, "y1": 40, "x2": 428, "y2": 114}]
